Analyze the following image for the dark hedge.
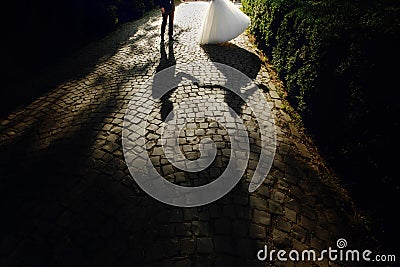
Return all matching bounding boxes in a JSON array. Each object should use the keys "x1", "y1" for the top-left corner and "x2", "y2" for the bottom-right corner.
[
  {"x1": 242, "y1": 0, "x2": 400, "y2": 246},
  {"x1": 5, "y1": 0, "x2": 156, "y2": 57},
  {"x1": 2, "y1": 0, "x2": 157, "y2": 115}
]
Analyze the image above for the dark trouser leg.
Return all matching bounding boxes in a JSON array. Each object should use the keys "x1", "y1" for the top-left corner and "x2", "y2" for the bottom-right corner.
[
  {"x1": 168, "y1": 11, "x2": 174, "y2": 36},
  {"x1": 161, "y1": 13, "x2": 168, "y2": 38}
]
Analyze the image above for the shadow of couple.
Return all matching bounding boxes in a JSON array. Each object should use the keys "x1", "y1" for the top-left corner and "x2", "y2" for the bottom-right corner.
[{"x1": 153, "y1": 41, "x2": 262, "y2": 122}]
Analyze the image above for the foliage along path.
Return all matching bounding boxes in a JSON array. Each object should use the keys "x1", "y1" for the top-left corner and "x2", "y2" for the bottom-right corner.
[{"x1": 0, "y1": 2, "x2": 373, "y2": 266}]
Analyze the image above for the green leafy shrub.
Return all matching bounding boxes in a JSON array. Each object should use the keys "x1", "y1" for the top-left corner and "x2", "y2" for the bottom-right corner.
[
  {"x1": 144, "y1": 0, "x2": 157, "y2": 11},
  {"x1": 243, "y1": 0, "x2": 400, "y2": 246},
  {"x1": 118, "y1": 0, "x2": 146, "y2": 22}
]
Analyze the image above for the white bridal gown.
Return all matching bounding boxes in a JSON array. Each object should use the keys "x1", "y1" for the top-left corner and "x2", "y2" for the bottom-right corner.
[{"x1": 197, "y1": 0, "x2": 251, "y2": 44}]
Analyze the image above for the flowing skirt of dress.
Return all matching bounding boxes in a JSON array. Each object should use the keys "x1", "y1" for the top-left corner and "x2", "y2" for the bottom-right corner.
[{"x1": 197, "y1": 0, "x2": 251, "y2": 44}]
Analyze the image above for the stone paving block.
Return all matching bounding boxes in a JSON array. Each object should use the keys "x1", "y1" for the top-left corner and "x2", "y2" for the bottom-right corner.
[
  {"x1": 276, "y1": 217, "x2": 292, "y2": 233},
  {"x1": 176, "y1": 223, "x2": 192, "y2": 237},
  {"x1": 268, "y1": 200, "x2": 284, "y2": 215},
  {"x1": 295, "y1": 142, "x2": 311, "y2": 159},
  {"x1": 162, "y1": 164, "x2": 174, "y2": 176},
  {"x1": 302, "y1": 205, "x2": 317, "y2": 220},
  {"x1": 249, "y1": 196, "x2": 268, "y2": 211},
  {"x1": 284, "y1": 208, "x2": 297, "y2": 223},
  {"x1": 183, "y1": 209, "x2": 199, "y2": 221},
  {"x1": 301, "y1": 215, "x2": 316, "y2": 232},
  {"x1": 271, "y1": 190, "x2": 286, "y2": 203},
  {"x1": 180, "y1": 238, "x2": 196, "y2": 255},
  {"x1": 269, "y1": 90, "x2": 280, "y2": 99},
  {"x1": 192, "y1": 221, "x2": 211, "y2": 236},
  {"x1": 173, "y1": 258, "x2": 191, "y2": 267},
  {"x1": 253, "y1": 210, "x2": 271, "y2": 226},
  {"x1": 249, "y1": 224, "x2": 266, "y2": 240},
  {"x1": 196, "y1": 237, "x2": 214, "y2": 254},
  {"x1": 272, "y1": 229, "x2": 293, "y2": 249}
]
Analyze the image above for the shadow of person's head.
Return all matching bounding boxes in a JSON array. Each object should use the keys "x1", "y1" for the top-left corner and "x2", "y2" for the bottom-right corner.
[{"x1": 201, "y1": 43, "x2": 261, "y2": 79}]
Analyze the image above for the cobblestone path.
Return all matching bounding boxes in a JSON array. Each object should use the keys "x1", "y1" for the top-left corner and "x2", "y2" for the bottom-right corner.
[{"x1": 0, "y1": 2, "x2": 369, "y2": 266}]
